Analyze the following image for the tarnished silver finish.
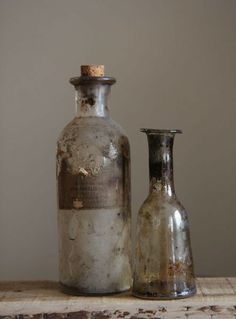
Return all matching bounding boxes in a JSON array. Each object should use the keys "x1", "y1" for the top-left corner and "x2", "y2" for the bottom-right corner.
[
  {"x1": 56, "y1": 74, "x2": 131, "y2": 295},
  {"x1": 133, "y1": 129, "x2": 196, "y2": 299}
]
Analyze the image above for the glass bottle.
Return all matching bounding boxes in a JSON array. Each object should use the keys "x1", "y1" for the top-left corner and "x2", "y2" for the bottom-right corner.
[
  {"x1": 133, "y1": 129, "x2": 196, "y2": 299},
  {"x1": 56, "y1": 65, "x2": 131, "y2": 295}
]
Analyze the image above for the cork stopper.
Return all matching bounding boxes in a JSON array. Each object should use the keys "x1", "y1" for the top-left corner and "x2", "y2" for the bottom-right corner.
[{"x1": 81, "y1": 65, "x2": 104, "y2": 77}]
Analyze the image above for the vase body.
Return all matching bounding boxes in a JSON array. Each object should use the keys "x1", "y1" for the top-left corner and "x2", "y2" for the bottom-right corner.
[
  {"x1": 133, "y1": 129, "x2": 196, "y2": 299},
  {"x1": 56, "y1": 71, "x2": 131, "y2": 295}
]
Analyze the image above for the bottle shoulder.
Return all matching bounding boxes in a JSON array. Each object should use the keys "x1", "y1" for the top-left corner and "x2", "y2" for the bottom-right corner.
[
  {"x1": 139, "y1": 193, "x2": 188, "y2": 219},
  {"x1": 137, "y1": 196, "x2": 189, "y2": 232},
  {"x1": 58, "y1": 117, "x2": 129, "y2": 143}
]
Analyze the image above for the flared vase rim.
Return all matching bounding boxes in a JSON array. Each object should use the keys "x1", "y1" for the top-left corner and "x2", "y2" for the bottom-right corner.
[{"x1": 140, "y1": 128, "x2": 183, "y2": 134}]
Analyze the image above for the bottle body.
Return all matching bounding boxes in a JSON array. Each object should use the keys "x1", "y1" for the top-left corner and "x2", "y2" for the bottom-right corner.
[
  {"x1": 133, "y1": 191, "x2": 195, "y2": 299},
  {"x1": 133, "y1": 129, "x2": 196, "y2": 299},
  {"x1": 56, "y1": 70, "x2": 131, "y2": 295}
]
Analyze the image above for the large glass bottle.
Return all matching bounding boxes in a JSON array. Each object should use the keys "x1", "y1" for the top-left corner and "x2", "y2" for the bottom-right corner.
[
  {"x1": 56, "y1": 65, "x2": 131, "y2": 295},
  {"x1": 133, "y1": 129, "x2": 196, "y2": 299}
]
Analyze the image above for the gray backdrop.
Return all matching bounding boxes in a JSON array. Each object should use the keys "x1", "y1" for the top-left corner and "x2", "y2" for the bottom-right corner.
[{"x1": 1, "y1": 0, "x2": 236, "y2": 280}]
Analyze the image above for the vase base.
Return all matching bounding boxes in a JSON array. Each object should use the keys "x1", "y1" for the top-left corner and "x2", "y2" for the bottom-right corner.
[{"x1": 132, "y1": 287, "x2": 196, "y2": 300}]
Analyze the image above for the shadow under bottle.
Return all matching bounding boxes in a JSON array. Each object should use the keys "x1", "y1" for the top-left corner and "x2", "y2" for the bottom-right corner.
[{"x1": 133, "y1": 129, "x2": 196, "y2": 299}]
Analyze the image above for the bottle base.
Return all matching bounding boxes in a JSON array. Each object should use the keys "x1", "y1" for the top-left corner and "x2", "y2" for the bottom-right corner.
[
  {"x1": 60, "y1": 282, "x2": 130, "y2": 296},
  {"x1": 132, "y1": 287, "x2": 196, "y2": 300}
]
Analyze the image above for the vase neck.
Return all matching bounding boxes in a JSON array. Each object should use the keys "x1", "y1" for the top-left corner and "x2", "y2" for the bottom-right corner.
[
  {"x1": 70, "y1": 76, "x2": 116, "y2": 118},
  {"x1": 143, "y1": 129, "x2": 181, "y2": 197}
]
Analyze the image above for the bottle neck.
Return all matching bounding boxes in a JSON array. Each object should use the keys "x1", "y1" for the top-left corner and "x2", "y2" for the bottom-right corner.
[
  {"x1": 147, "y1": 133, "x2": 175, "y2": 196},
  {"x1": 75, "y1": 83, "x2": 111, "y2": 117}
]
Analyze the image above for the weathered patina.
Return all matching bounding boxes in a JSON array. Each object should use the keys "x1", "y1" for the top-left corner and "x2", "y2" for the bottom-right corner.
[
  {"x1": 56, "y1": 66, "x2": 131, "y2": 295},
  {"x1": 133, "y1": 129, "x2": 196, "y2": 299}
]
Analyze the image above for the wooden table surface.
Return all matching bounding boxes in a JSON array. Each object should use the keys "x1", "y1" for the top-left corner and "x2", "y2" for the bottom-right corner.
[{"x1": 0, "y1": 278, "x2": 236, "y2": 318}]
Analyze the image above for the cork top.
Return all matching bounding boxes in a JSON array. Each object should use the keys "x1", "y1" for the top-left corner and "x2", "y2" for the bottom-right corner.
[
  {"x1": 70, "y1": 65, "x2": 116, "y2": 86},
  {"x1": 81, "y1": 65, "x2": 104, "y2": 77}
]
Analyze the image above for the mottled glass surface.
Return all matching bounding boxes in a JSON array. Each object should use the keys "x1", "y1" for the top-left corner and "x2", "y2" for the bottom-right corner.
[
  {"x1": 133, "y1": 129, "x2": 196, "y2": 299},
  {"x1": 57, "y1": 76, "x2": 131, "y2": 295}
]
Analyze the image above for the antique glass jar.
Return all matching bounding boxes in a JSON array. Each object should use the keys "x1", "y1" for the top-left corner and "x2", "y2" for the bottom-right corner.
[
  {"x1": 133, "y1": 129, "x2": 196, "y2": 299},
  {"x1": 56, "y1": 65, "x2": 131, "y2": 295}
]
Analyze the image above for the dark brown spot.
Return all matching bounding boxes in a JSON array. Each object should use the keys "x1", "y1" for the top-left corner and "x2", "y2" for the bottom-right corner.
[
  {"x1": 46, "y1": 314, "x2": 67, "y2": 319},
  {"x1": 87, "y1": 97, "x2": 95, "y2": 106},
  {"x1": 68, "y1": 311, "x2": 88, "y2": 319},
  {"x1": 159, "y1": 306, "x2": 167, "y2": 312}
]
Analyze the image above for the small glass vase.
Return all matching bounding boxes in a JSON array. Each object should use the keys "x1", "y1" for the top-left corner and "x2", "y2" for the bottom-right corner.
[{"x1": 133, "y1": 129, "x2": 196, "y2": 299}]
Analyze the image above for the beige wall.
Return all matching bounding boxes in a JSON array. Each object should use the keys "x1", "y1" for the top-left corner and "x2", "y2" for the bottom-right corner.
[{"x1": 0, "y1": 0, "x2": 236, "y2": 280}]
